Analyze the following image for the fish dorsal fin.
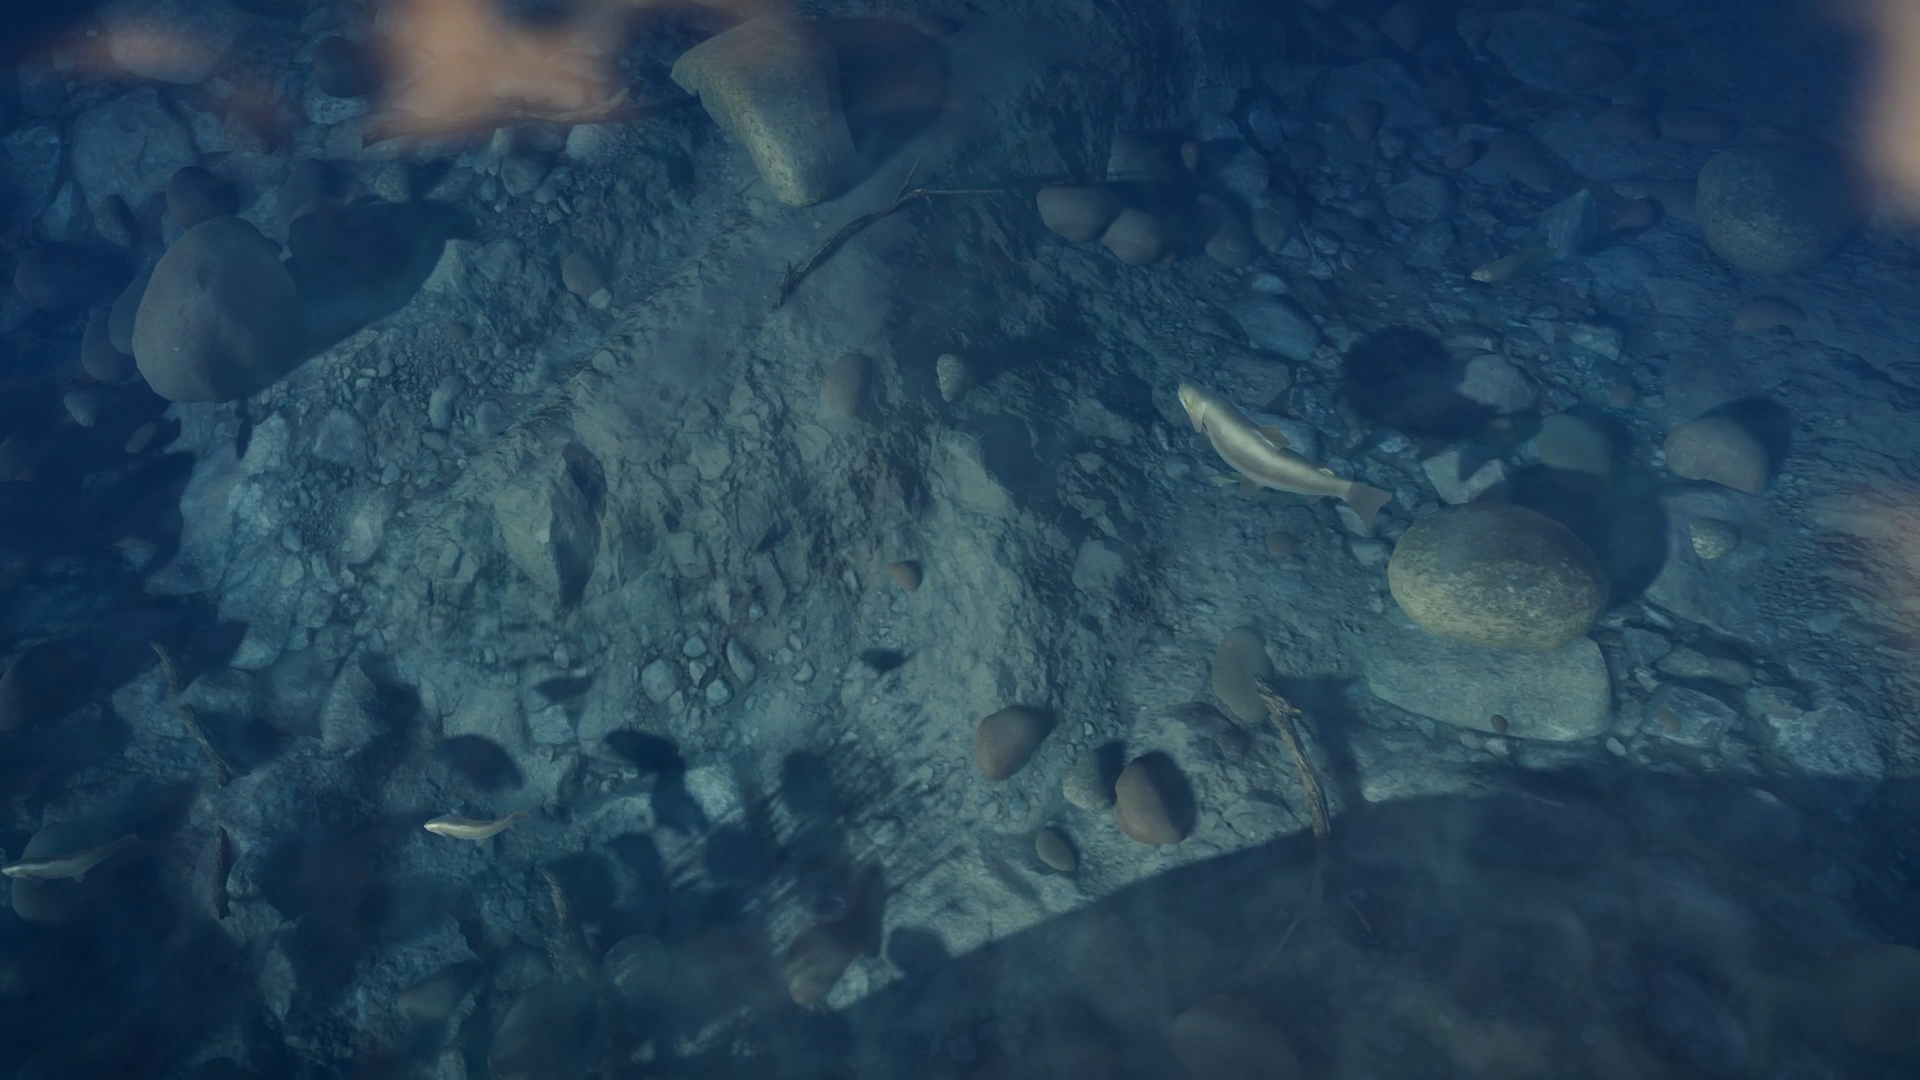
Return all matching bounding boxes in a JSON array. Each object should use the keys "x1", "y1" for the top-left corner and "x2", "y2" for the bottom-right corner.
[
  {"x1": 1258, "y1": 425, "x2": 1289, "y2": 449},
  {"x1": 1317, "y1": 467, "x2": 1336, "y2": 477}
]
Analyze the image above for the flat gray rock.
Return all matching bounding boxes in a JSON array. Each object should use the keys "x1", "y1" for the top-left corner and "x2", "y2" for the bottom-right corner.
[
  {"x1": 1365, "y1": 616, "x2": 1612, "y2": 740},
  {"x1": 1228, "y1": 296, "x2": 1322, "y2": 362}
]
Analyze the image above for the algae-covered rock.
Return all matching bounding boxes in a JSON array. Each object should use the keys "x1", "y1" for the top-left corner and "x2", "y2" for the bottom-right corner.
[
  {"x1": 1664, "y1": 415, "x2": 1768, "y2": 495},
  {"x1": 1697, "y1": 144, "x2": 1852, "y2": 275},
  {"x1": 671, "y1": 18, "x2": 856, "y2": 207},
  {"x1": 1388, "y1": 503, "x2": 1606, "y2": 651}
]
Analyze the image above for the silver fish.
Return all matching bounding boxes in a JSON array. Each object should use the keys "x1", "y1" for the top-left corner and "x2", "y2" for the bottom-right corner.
[
  {"x1": 1177, "y1": 382, "x2": 1392, "y2": 528},
  {"x1": 424, "y1": 811, "x2": 529, "y2": 841},
  {"x1": 1, "y1": 834, "x2": 139, "y2": 882}
]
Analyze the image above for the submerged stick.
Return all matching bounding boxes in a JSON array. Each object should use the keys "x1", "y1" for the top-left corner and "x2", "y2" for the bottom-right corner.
[
  {"x1": 1253, "y1": 678, "x2": 1330, "y2": 975},
  {"x1": 772, "y1": 164, "x2": 1003, "y2": 309},
  {"x1": 214, "y1": 827, "x2": 233, "y2": 920},
  {"x1": 540, "y1": 866, "x2": 630, "y2": 1073},
  {"x1": 150, "y1": 642, "x2": 235, "y2": 787}
]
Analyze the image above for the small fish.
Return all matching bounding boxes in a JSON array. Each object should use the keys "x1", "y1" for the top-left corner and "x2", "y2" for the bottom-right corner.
[
  {"x1": 1, "y1": 834, "x2": 139, "y2": 882},
  {"x1": 1178, "y1": 383, "x2": 1393, "y2": 528},
  {"x1": 1471, "y1": 246, "x2": 1549, "y2": 283},
  {"x1": 424, "y1": 811, "x2": 530, "y2": 841}
]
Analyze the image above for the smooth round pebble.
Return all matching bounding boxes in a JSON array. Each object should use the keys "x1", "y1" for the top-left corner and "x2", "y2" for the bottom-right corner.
[
  {"x1": 1033, "y1": 828, "x2": 1077, "y2": 872},
  {"x1": 974, "y1": 706, "x2": 1052, "y2": 780},
  {"x1": 62, "y1": 389, "x2": 102, "y2": 428},
  {"x1": 125, "y1": 422, "x2": 160, "y2": 455},
  {"x1": 560, "y1": 249, "x2": 606, "y2": 299},
  {"x1": 1035, "y1": 185, "x2": 1121, "y2": 243},
  {"x1": 1251, "y1": 199, "x2": 1300, "y2": 252},
  {"x1": 1114, "y1": 755, "x2": 1190, "y2": 845},
  {"x1": 1100, "y1": 209, "x2": 1171, "y2": 265},
  {"x1": 1204, "y1": 215, "x2": 1256, "y2": 268},
  {"x1": 1062, "y1": 748, "x2": 1118, "y2": 811}
]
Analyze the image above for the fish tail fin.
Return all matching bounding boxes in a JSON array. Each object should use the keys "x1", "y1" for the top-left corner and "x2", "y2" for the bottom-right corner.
[
  {"x1": 1344, "y1": 483, "x2": 1393, "y2": 529},
  {"x1": 510, "y1": 811, "x2": 531, "y2": 822}
]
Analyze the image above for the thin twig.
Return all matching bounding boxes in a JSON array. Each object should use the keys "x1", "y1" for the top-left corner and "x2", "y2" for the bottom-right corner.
[
  {"x1": 773, "y1": 162, "x2": 1005, "y2": 309},
  {"x1": 540, "y1": 866, "x2": 630, "y2": 1074},
  {"x1": 214, "y1": 827, "x2": 233, "y2": 920},
  {"x1": 150, "y1": 641, "x2": 235, "y2": 787},
  {"x1": 1252, "y1": 678, "x2": 1330, "y2": 975}
]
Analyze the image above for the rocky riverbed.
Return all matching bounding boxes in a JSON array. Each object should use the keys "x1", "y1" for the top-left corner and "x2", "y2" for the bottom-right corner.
[{"x1": 1, "y1": 0, "x2": 1918, "y2": 1077}]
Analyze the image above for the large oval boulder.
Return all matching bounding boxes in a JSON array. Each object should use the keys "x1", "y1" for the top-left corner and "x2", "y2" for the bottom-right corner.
[
  {"x1": 132, "y1": 216, "x2": 298, "y2": 403},
  {"x1": 1388, "y1": 503, "x2": 1607, "y2": 651},
  {"x1": 1697, "y1": 144, "x2": 1852, "y2": 275}
]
